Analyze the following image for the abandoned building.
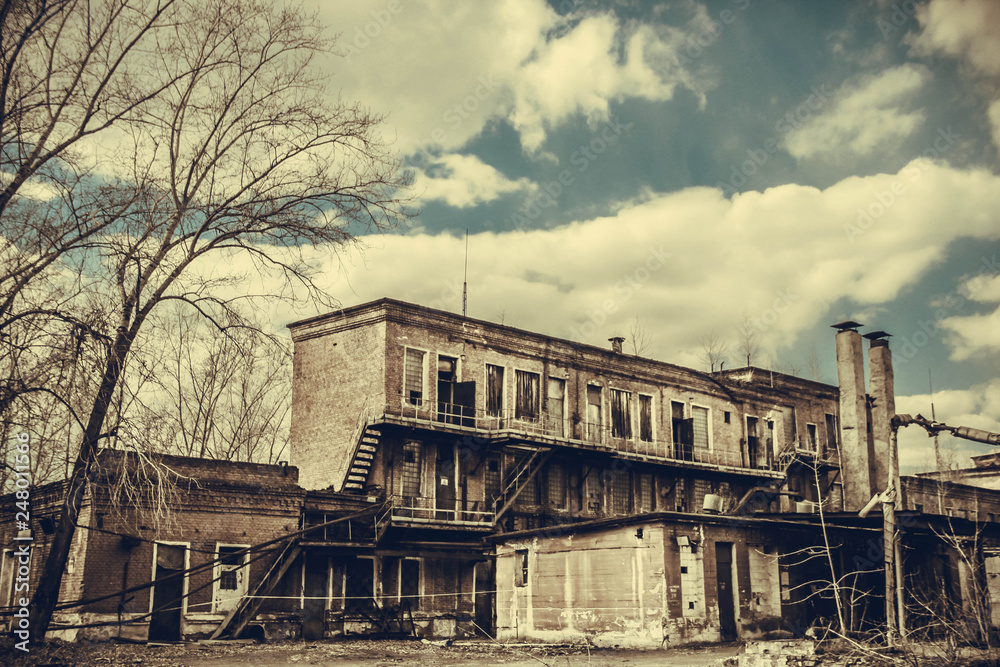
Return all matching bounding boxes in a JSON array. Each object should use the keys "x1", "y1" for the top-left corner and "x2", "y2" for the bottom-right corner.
[{"x1": 3, "y1": 298, "x2": 1000, "y2": 645}]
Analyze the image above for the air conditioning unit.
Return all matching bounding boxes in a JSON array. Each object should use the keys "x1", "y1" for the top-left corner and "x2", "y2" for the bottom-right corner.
[
  {"x1": 796, "y1": 501, "x2": 816, "y2": 514},
  {"x1": 703, "y1": 493, "x2": 723, "y2": 514}
]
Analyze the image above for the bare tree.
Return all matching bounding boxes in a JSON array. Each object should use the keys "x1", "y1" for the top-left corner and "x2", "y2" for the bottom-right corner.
[
  {"x1": 627, "y1": 317, "x2": 654, "y2": 356},
  {"x1": 698, "y1": 328, "x2": 728, "y2": 372},
  {"x1": 140, "y1": 306, "x2": 291, "y2": 463},
  {"x1": 13, "y1": 0, "x2": 412, "y2": 638},
  {"x1": 738, "y1": 309, "x2": 761, "y2": 368},
  {"x1": 809, "y1": 344, "x2": 823, "y2": 382}
]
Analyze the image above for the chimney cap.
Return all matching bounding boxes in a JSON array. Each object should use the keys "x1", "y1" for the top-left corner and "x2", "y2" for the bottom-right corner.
[
  {"x1": 863, "y1": 330, "x2": 892, "y2": 340},
  {"x1": 609, "y1": 336, "x2": 626, "y2": 343},
  {"x1": 831, "y1": 320, "x2": 863, "y2": 331}
]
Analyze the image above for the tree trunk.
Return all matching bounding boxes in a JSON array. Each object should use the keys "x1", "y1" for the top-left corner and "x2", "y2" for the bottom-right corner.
[{"x1": 30, "y1": 333, "x2": 128, "y2": 642}]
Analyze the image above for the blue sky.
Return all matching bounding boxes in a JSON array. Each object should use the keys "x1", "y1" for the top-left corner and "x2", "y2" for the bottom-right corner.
[{"x1": 305, "y1": 0, "x2": 1000, "y2": 472}]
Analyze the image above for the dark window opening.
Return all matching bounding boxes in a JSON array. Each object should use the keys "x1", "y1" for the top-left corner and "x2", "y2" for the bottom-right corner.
[
  {"x1": 610, "y1": 388, "x2": 632, "y2": 439},
  {"x1": 639, "y1": 395, "x2": 653, "y2": 442},
  {"x1": 486, "y1": 364, "x2": 504, "y2": 417},
  {"x1": 515, "y1": 370, "x2": 540, "y2": 421}
]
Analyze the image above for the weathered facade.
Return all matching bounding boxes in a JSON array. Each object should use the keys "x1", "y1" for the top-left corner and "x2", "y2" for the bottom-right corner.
[{"x1": 4, "y1": 298, "x2": 1000, "y2": 646}]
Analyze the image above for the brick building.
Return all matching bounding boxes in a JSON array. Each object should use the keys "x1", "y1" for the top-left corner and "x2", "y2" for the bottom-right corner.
[{"x1": 4, "y1": 298, "x2": 1000, "y2": 645}]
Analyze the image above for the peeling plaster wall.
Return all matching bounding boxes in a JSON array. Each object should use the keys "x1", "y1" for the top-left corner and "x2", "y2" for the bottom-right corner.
[{"x1": 496, "y1": 524, "x2": 668, "y2": 647}]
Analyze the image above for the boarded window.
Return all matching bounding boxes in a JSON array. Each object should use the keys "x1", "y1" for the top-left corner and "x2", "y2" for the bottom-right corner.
[
  {"x1": 547, "y1": 377, "x2": 565, "y2": 436},
  {"x1": 404, "y1": 349, "x2": 425, "y2": 406},
  {"x1": 692, "y1": 406, "x2": 709, "y2": 449},
  {"x1": 486, "y1": 364, "x2": 504, "y2": 416},
  {"x1": 587, "y1": 385, "x2": 602, "y2": 441},
  {"x1": 515, "y1": 370, "x2": 540, "y2": 421},
  {"x1": 402, "y1": 441, "x2": 421, "y2": 498},
  {"x1": 639, "y1": 395, "x2": 653, "y2": 442},
  {"x1": 610, "y1": 389, "x2": 632, "y2": 439}
]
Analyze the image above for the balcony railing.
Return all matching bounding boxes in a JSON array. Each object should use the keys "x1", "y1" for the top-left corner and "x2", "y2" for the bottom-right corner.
[
  {"x1": 389, "y1": 494, "x2": 494, "y2": 524},
  {"x1": 378, "y1": 399, "x2": 788, "y2": 473}
]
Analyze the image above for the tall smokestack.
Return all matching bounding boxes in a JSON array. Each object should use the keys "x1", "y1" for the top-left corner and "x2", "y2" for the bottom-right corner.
[
  {"x1": 833, "y1": 321, "x2": 874, "y2": 511},
  {"x1": 866, "y1": 332, "x2": 895, "y2": 493}
]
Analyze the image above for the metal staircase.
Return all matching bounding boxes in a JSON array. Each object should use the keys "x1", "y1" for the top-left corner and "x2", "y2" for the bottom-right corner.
[
  {"x1": 492, "y1": 448, "x2": 552, "y2": 524},
  {"x1": 210, "y1": 537, "x2": 302, "y2": 640},
  {"x1": 344, "y1": 425, "x2": 381, "y2": 492}
]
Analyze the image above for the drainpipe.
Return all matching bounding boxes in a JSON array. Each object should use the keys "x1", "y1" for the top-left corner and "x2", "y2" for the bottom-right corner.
[{"x1": 832, "y1": 321, "x2": 873, "y2": 511}]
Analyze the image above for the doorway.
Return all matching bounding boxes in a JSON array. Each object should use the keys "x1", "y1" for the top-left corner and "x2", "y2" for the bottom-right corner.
[
  {"x1": 715, "y1": 542, "x2": 738, "y2": 641},
  {"x1": 149, "y1": 543, "x2": 186, "y2": 642},
  {"x1": 436, "y1": 442, "x2": 456, "y2": 519}
]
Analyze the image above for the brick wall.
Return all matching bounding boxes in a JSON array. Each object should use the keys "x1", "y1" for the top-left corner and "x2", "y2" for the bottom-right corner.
[{"x1": 290, "y1": 310, "x2": 387, "y2": 490}]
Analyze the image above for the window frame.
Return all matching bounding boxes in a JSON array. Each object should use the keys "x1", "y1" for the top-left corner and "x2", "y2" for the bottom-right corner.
[
  {"x1": 403, "y1": 346, "x2": 429, "y2": 408},
  {"x1": 485, "y1": 362, "x2": 506, "y2": 418},
  {"x1": 513, "y1": 367, "x2": 541, "y2": 422},
  {"x1": 691, "y1": 403, "x2": 712, "y2": 451},
  {"x1": 638, "y1": 393, "x2": 655, "y2": 443},
  {"x1": 587, "y1": 383, "x2": 604, "y2": 443},
  {"x1": 609, "y1": 387, "x2": 633, "y2": 440},
  {"x1": 546, "y1": 376, "x2": 567, "y2": 436},
  {"x1": 806, "y1": 423, "x2": 818, "y2": 452}
]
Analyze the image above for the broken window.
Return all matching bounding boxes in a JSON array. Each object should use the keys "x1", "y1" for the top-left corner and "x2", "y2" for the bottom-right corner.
[
  {"x1": 404, "y1": 348, "x2": 425, "y2": 407},
  {"x1": 547, "y1": 463, "x2": 566, "y2": 510},
  {"x1": 610, "y1": 388, "x2": 632, "y2": 439},
  {"x1": 402, "y1": 441, "x2": 421, "y2": 499},
  {"x1": 746, "y1": 416, "x2": 760, "y2": 469},
  {"x1": 546, "y1": 377, "x2": 565, "y2": 436},
  {"x1": 515, "y1": 550, "x2": 529, "y2": 587},
  {"x1": 515, "y1": 370, "x2": 540, "y2": 421},
  {"x1": 825, "y1": 414, "x2": 838, "y2": 454},
  {"x1": 437, "y1": 355, "x2": 459, "y2": 423},
  {"x1": 672, "y1": 401, "x2": 693, "y2": 460},
  {"x1": 587, "y1": 385, "x2": 602, "y2": 441},
  {"x1": 213, "y1": 545, "x2": 248, "y2": 613},
  {"x1": 484, "y1": 455, "x2": 501, "y2": 503},
  {"x1": 806, "y1": 423, "x2": 818, "y2": 452},
  {"x1": 764, "y1": 419, "x2": 775, "y2": 468},
  {"x1": 486, "y1": 364, "x2": 504, "y2": 417},
  {"x1": 639, "y1": 395, "x2": 653, "y2": 442},
  {"x1": 692, "y1": 405, "x2": 709, "y2": 449}
]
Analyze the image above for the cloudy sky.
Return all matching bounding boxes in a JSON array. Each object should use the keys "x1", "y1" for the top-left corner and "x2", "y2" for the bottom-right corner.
[{"x1": 300, "y1": 0, "x2": 1000, "y2": 472}]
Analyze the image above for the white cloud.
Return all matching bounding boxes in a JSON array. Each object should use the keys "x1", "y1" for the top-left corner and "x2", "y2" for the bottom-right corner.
[
  {"x1": 314, "y1": 0, "x2": 710, "y2": 156},
  {"x1": 784, "y1": 65, "x2": 930, "y2": 161},
  {"x1": 909, "y1": 0, "x2": 1000, "y2": 77},
  {"x1": 989, "y1": 99, "x2": 1000, "y2": 158},
  {"x1": 509, "y1": 16, "x2": 700, "y2": 153},
  {"x1": 411, "y1": 154, "x2": 536, "y2": 208},
  {"x1": 897, "y1": 380, "x2": 1000, "y2": 473},
  {"x1": 268, "y1": 160, "x2": 1000, "y2": 373},
  {"x1": 939, "y1": 274, "x2": 1000, "y2": 360}
]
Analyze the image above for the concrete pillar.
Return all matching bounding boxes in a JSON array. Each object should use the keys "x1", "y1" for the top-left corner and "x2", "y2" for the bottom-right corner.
[
  {"x1": 869, "y1": 339, "x2": 895, "y2": 493},
  {"x1": 836, "y1": 329, "x2": 874, "y2": 511}
]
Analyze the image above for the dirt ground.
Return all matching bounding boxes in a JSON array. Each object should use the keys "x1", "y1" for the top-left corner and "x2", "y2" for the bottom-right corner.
[{"x1": 0, "y1": 638, "x2": 743, "y2": 667}]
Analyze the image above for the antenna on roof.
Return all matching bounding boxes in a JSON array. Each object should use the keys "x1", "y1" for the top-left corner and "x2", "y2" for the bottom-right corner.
[
  {"x1": 930, "y1": 368, "x2": 942, "y2": 472},
  {"x1": 462, "y1": 229, "x2": 469, "y2": 317}
]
